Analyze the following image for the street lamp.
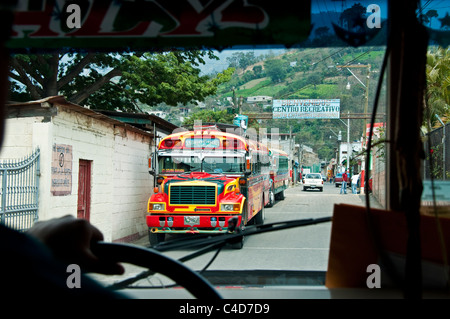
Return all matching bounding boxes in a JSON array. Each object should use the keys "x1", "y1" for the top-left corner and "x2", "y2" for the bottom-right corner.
[
  {"x1": 340, "y1": 64, "x2": 371, "y2": 192},
  {"x1": 341, "y1": 64, "x2": 371, "y2": 146},
  {"x1": 435, "y1": 114, "x2": 446, "y2": 180}
]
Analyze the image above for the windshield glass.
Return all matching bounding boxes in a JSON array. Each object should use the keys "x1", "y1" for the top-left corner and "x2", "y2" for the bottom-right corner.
[
  {"x1": 4, "y1": 0, "x2": 389, "y2": 287},
  {"x1": 5, "y1": 0, "x2": 450, "y2": 300},
  {"x1": 159, "y1": 156, "x2": 245, "y2": 174},
  {"x1": 306, "y1": 174, "x2": 322, "y2": 179}
]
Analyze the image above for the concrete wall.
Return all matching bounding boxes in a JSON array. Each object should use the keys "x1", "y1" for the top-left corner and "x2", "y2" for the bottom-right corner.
[
  {"x1": 0, "y1": 104, "x2": 153, "y2": 242},
  {"x1": 371, "y1": 147, "x2": 386, "y2": 208},
  {"x1": 111, "y1": 127, "x2": 152, "y2": 242},
  {"x1": 0, "y1": 117, "x2": 37, "y2": 158}
]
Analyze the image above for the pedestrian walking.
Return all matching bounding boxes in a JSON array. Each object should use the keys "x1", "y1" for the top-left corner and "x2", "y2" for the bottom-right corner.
[
  {"x1": 351, "y1": 172, "x2": 360, "y2": 194},
  {"x1": 340, "y1": 170, "x2": 348, "y2": 194}
]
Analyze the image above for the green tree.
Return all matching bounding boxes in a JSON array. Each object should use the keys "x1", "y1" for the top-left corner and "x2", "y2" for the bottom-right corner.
[
  {"x1": 339, "y1": 3, "x2": 367, "y2": 31},
  {"x1": 182, "y1": 109, "x2": 235, "y2": 127},
  {"x1": 252, "y1": 65, "x2": 263, "y2": 77},
  {"x1": 424, "y1": 46, "x2": 450, "y2": 129},
  {"x1": 264, "y1": 59, "x2": 287, "y2": 83},
  {"x1": 9, "y1": 50, "x2": 232, "y2": 112},
  {"x1": 226, "y1": 51, "x2": 258, "y2": 70},
  {"x1": 307, "y1": 73, "x2": 322, "y2": 89}
]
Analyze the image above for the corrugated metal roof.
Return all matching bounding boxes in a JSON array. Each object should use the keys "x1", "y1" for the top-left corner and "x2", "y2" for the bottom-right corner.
[{"x1": 6, "y1": 96, "x2": 169, "y2": 138}]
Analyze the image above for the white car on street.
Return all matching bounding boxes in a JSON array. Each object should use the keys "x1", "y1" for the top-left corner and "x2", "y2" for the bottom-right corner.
[{"x1": 302, "y1": 173, "x2": 324, "y2": 192}]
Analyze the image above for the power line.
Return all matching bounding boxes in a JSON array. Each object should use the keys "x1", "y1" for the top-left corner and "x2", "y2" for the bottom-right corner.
[
  {"x1": 342, "y1": 50, "x2": 372, "y2": 66},
  {"x1": 311, "y1": 47, "x2": 347, "y2": 66}
]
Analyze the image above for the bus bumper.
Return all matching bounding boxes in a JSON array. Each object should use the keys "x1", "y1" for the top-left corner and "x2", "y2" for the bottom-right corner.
[{"x1": 146, "y1": 214, "x2": 242, "y2": 234}]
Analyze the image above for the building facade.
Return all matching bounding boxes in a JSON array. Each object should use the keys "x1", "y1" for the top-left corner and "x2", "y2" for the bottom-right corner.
[{"x1": 2, "y1": 96, "x2": 175, "y2": 242}]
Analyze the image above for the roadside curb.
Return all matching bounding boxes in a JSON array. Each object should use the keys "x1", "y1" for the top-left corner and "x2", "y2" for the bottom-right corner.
[{"x1": 358, "y1": 193, "x2": 383, "y2": 209}]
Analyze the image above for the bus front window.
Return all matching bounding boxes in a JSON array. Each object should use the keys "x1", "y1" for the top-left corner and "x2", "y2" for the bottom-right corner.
[
  {"x1": 202, "y1": 157, "x2": 245, "y2": 174},
  {"x1": 158, "y1": 156, "x2": 245, "y2": 174}
]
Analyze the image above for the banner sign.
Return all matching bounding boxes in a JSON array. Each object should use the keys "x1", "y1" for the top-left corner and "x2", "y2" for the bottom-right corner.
[
  {"x1": 7, "y1": 0, "x2": 310, "y2": 52},
  {"x1": 272, "y1": 99, "x2": 340, "y2": 119}
]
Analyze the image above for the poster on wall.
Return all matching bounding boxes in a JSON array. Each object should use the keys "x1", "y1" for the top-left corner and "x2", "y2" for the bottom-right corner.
[{"x1": 51, "y1": 144, "x2": 73, "y2": 196}]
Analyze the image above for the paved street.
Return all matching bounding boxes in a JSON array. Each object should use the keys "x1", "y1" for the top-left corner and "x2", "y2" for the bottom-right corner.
[
  {"x1": 164, "y1": 182, "x2": 376, "y2": 272},
  {"x1": 90, "y1": 182, "x2": 381, "y2": 288}
]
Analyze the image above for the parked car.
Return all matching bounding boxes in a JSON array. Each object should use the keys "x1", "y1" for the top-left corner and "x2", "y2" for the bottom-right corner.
[
  {"x1": 334, "y1": 172, "x2": 352, "y2": 188},
  {"x1": 334, "y1": 173, "x2": 343, "y2": 187},
  {"x1": 302, "y1": 173, "x2": 323, "y2": 191}
]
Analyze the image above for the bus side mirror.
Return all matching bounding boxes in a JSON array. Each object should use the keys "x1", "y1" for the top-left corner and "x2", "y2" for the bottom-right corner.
[{"x1": 149, "y1": 153, "x2": 156, "y2": 176}]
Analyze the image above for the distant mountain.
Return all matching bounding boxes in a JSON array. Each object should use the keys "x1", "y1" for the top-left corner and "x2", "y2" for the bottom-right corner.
[
  {"x1": 200, "y1": 45, "x2": 387, "y2": 161},
  {"x1": 198, "y1": 48, "x2": 287, "y2": 75}
]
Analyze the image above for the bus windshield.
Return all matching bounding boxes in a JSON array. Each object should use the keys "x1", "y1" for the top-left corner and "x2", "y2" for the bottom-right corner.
[{"x1": 159, "y1": 155, "x2": 245, "y2": 174}]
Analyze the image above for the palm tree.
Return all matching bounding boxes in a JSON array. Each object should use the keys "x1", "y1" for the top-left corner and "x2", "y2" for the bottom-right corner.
[{"x1": 424, "y1": 46, "x2": 450, "y2": 130}]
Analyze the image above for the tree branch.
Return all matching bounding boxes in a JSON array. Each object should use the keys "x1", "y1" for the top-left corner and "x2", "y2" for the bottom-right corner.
[
  {"x1": 10, "y1": 59, "x2": 44, "y2": 100},
  {"x1": 43, "y1": 53, "x2": 60, "y2": 96},
  {"x1": 68, "y1": 68, "x2": 122, "y2": 105},
  {"x1": 15, "y1": 58, "x2": 45, "y2": 87},
  {"x1": 36, "y1": 55, "x2": 47, "y2": 67},
  {"x1": 8, "y1": 71, "x2": 22, "y2": 83},
  {"x1": 109, "y1": 80, "x2": 143, "y2": 112},
  {"x1": 58, "y1": 52, "x2": 95, "y2": 90}
]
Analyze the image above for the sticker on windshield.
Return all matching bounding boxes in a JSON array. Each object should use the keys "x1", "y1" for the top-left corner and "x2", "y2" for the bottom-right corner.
[
  {"x1": 185, "y1": 138, "x2": 220, "y2": 149},
  {"x1": 161, "y1": 169, "x2": 185, "y2": 173}
]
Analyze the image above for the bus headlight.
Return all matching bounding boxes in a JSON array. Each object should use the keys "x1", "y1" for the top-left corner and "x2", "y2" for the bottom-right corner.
[
  {"x1": 221, "y1": 203, "x2": 240, "y2": 212},
  {"x1": 149, "y1": 203, "x2": 165, "y2": 211}
]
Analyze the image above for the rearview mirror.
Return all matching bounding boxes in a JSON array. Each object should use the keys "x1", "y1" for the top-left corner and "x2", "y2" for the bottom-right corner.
[{"x1": 149, "y1": 153, "x2": 156, "y2": 176}]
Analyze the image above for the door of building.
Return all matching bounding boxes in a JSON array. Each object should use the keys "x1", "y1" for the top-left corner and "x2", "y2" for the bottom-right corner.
[{"x1": 77, "y1": 160, "x2": 91, "y2": 220}]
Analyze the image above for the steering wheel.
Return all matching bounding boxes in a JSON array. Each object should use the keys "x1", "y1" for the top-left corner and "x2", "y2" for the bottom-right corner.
[{"x1": 92, "y1": 242, "x2": 222, "y2": 299}]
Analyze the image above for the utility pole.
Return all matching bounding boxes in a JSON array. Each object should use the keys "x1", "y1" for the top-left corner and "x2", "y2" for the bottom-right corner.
[
  {"x1": 338, "y1": 113, "x2": 350, "y2": 173},
  {"x1": 337, "y1": 64, "x2": 371, "y2": 145},
  {"x1": 347, "y1": 112, "x2": 350, "y2": 173},
  {"x1": 239, "y1": 96, "x2": 243, "y2": 115},
  {"x1": 338, "y1": 130, "x2": 342, "y2": 172}
]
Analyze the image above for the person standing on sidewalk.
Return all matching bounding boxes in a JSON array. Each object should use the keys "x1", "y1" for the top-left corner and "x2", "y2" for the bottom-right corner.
[
  {"x1": 340, "y1": 170, "x2": 348, "y2": 194},
  {"x1": 351, "y1": 172, "x2": 360, "y2": 194}
]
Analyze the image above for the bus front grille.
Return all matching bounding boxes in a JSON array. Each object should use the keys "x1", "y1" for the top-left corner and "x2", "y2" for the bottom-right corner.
[{"x1": 170, "y1": 185, "x2": 216, "y2": 205}]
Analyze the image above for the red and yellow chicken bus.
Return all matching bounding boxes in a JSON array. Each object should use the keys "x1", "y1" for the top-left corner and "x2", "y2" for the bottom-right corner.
[
  {"x1": 147, "y1": 125, "x2": 270, "y2": 248},
  {"x1": 266, "y1": 149, "x2": 289, "y2": 207}
]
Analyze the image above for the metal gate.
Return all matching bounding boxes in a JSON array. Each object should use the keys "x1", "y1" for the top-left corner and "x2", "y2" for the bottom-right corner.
[{"x1": 0, "y1": 148, "x2": 40, "y2": 231}]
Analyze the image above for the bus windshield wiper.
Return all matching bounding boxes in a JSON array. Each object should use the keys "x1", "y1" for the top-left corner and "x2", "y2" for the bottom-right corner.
[
  {"x1": 153, "y1": 216, "x2": 332, "y2": 252},
  {"x1": 107, "y1": 216, "x2": 332, "y2": 290}
]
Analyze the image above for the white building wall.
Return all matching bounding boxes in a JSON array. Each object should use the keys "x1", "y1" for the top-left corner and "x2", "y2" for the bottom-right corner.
[
  {"x1": 112, "y1": 127, "x2": 152, "y2": 242},
  {"x1": 45, "y1": 107, "x2": 115, "y2": 240},
  {"x1": 0, "y1": 117, "x2": 36, "y2": 158},
  {"x1": 1, "y1": 104, "x2": 154, "y2": 243}
]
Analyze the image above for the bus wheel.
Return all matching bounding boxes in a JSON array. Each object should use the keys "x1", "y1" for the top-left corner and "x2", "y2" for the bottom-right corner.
[
  {"x1": 255, "y1": 197, "x2": 265, "y2": 225},
  {"x1": 148, "y1": 229, "x2": 165, "y2": 247},
  {"x1": 267, "y1": 187, "x2": 275, "y2": 207},
  {"x1": 231, "y1": 208, "x2": 246, "y2": 249},
  {"x1": 230, "y1": 235, "x2": 244, "y2": 249},
  {"x1": 276, "y1": 189, "x2": 285, "y2": 200}
]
